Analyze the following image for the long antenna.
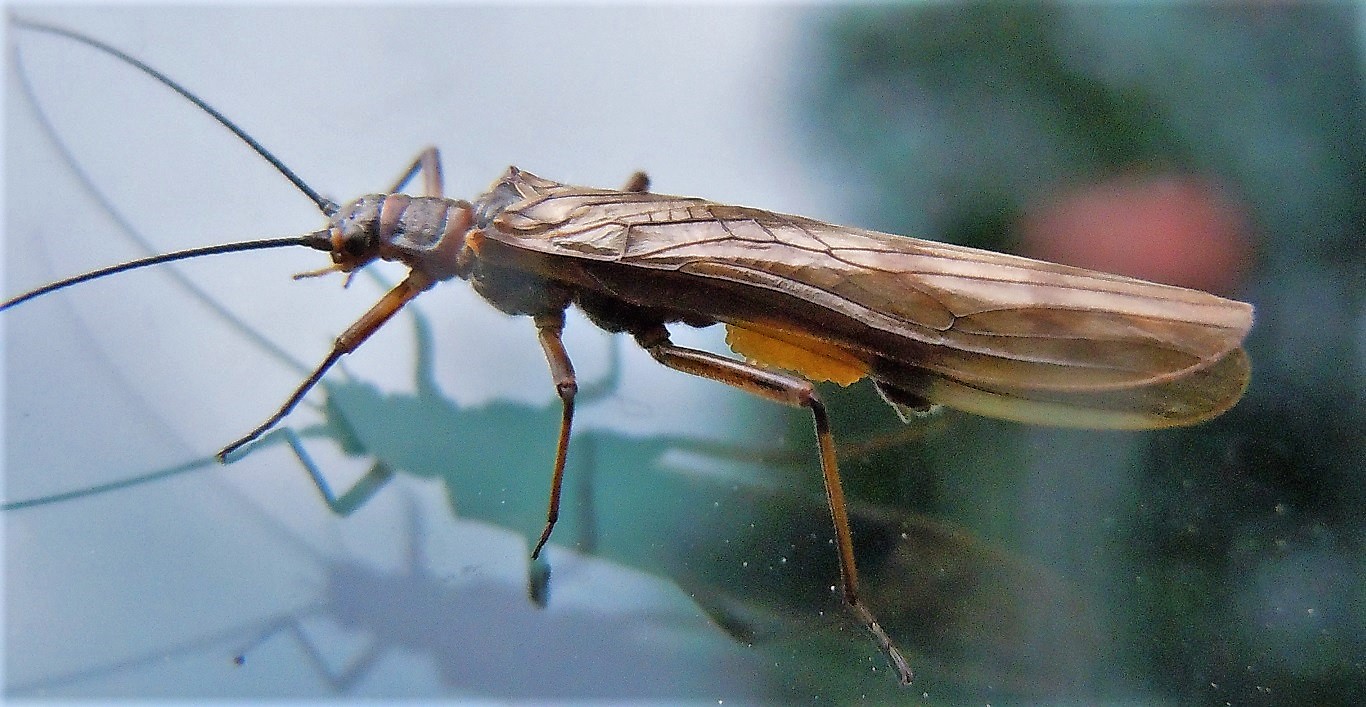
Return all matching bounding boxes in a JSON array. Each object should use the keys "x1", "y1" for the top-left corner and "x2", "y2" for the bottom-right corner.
[
  {"x1": 10, "y1": 29, "x2": 317, "y2": 374},
  {"x1": 1, "y1": 234, "x2": 333, "y2": 311},
  {"x1": 13, "y1": 19, "x2": 340, "y2": 216}
]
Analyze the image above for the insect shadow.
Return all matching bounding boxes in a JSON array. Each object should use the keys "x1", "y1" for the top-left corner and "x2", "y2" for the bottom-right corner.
[
  {"x1": 8, "y1": 393, "x2": 1106, "y2": 700},
  {"x1": 6, "y1": 364, "x2": 1106, "y2": 701},
  {"x1": 5, "y1": 286, "x2": 1103, "y2": 699},
  {"x1": 8, "y1": 476, "x2": 773, "y2": 699}
]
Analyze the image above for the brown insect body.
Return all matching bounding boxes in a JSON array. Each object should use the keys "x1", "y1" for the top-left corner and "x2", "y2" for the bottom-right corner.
[{"x1": 458, "y1": 167, "x2": 1253, "y2": 427}]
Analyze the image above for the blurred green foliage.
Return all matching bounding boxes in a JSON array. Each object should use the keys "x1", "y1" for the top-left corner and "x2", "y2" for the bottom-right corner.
[{"x1": 795, "y1": 4, "x2": 1365, "y2": 703}]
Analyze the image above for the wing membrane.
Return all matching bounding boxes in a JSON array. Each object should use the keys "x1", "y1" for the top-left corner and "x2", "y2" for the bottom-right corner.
[{"x1": 481, "y1": 169, "x2": 1253, "y2": 421}]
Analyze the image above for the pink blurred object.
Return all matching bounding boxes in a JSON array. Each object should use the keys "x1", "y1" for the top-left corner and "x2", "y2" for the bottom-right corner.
[{"x1": 1019, "y1": 174, "x2": 1255, "y2": 295}]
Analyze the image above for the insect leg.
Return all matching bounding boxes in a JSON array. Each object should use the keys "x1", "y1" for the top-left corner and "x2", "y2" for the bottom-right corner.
[
  {"x1": 620, "y1": 171, "x2": 650, "y2": 193},
  {"x1": 385, "y1": 147, "x2": 444, "y2": 196},
  {"x1": 217, "y1": 270, "x2": 436, "y2": 461},
  {"x1": 631, "y1": 326, "x2": 914, "y2": 684},
  {"x1": 530, "y1": 311, "x2": 578, "y2": 559},
  {"x1": 270, "y1": 426, "x2": 394, "y2": 515}
]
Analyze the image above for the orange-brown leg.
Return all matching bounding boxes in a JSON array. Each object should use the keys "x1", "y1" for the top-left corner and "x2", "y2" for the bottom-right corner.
[
  {"x1": 386, "y1": 146, "x2": 444, "y2": 196},
  {"x1": 529, "y1": 311, "x2": 578, "y2": 559},
  {"x1": 217, "y1": 270, "x2": 435, "y2": 461},
  {"x1": 633, "y1": 325, "x2": 913, "y2": 684}
]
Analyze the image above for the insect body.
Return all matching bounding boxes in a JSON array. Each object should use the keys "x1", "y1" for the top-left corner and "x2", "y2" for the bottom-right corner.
[
  {"x1": 6, "y1": 20, "x2": 1253, "y2": 686},
  {"x1": 467, "y1": 168, "x2": 1253, "y2": 432}
]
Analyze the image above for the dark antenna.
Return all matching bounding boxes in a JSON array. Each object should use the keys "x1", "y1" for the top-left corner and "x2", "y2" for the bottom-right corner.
[
  {"x1": 9, "y1": 27, "x2": 317, "y2": 371},
  {"x1": 13, "y1": 18, "x2": 340, "y2": 216},
  {"x1": 1, "y1": 236, "x2": 332, "y2": 311},
  {"x1": 4, "y1": 19, "x2": 340, "y2": 310}
]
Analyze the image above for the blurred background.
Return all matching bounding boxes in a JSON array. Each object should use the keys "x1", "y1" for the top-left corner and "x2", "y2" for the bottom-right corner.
[
  {"x1": 798, "y1": 5, "x2": 1365, "y2": 704},
  {"x1": 5, "y1": 4, "x2": 1363, "y2": 704}
]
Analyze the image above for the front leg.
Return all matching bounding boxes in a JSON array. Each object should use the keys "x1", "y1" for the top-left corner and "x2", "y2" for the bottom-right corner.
[{"x1": 218, "y1": 271, "x2": 436, "y2": 460}]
